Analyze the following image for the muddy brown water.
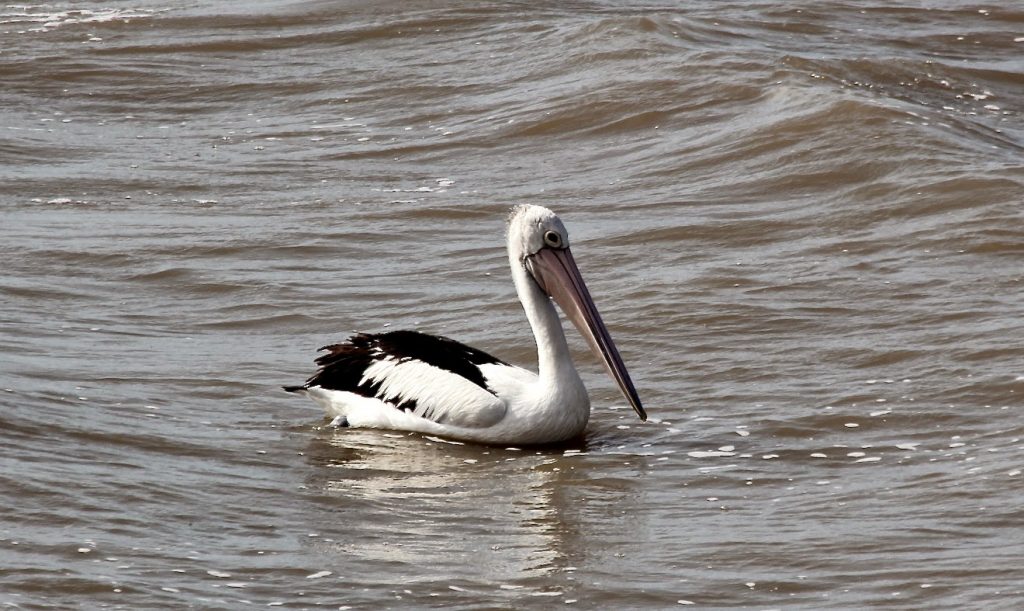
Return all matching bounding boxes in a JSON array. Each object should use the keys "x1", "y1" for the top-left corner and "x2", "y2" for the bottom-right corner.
[{"x1": 2, "y1": 1, "x2": 1023, "y2": 608}]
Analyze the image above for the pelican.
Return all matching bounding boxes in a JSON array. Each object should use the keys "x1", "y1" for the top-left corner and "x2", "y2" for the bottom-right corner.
[{"x1": 285, "y1": 204, "x2": 646, "y2": 444}]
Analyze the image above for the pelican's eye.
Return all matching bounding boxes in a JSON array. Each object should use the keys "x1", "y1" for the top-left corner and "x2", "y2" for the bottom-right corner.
[{"x1": 543, "y1": 230, "x2": 563, "y2": 248}]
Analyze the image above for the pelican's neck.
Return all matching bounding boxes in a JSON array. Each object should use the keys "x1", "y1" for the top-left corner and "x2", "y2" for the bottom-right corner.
[{"x1": 509, "y1": 254, "x2": 577, "y2": 384}]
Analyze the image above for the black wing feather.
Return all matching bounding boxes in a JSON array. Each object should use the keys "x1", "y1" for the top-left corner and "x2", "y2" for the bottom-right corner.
[{"x1": 286, "y1": 330, "x2": 509, "y2": 410}]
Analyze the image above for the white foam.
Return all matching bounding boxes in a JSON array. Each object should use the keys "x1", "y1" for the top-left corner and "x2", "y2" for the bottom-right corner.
[
  {"x1": 2, "y1": 7, "x2": 158, "y2": 33},
  {"x1": 688, "y1": 450, "x2": 736, "y2": 458}
]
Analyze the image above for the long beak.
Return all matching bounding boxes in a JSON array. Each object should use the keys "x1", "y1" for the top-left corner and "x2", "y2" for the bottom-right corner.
[{"x1": 526, "y1": 247, "x2": 647, "y2": 421}]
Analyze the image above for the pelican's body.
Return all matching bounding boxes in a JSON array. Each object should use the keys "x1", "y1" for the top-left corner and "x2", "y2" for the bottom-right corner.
[{"x1": 286, "y1": 205, "x2": 645, "y2": 444}]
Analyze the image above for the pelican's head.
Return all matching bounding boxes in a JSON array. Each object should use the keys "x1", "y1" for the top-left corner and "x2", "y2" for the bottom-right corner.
[
  {"x1": 506, "y1": 204, "x2": 571, "y2": 261},
  {"x1": 506, "y1": 204, "x2": 647, "y2": 421}
]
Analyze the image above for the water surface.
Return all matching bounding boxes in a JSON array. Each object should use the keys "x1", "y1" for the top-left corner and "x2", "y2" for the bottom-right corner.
[{"x1": 2, "y1": 1, "x2": 1023, "y2": 608}]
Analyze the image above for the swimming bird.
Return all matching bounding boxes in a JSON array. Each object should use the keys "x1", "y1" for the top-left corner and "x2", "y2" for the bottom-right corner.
[{"x1": 285, "y1": 204, "x2": 646, "y2": 444}]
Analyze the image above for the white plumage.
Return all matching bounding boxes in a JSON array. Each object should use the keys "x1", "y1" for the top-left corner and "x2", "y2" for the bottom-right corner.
[{"x1": 286, "y1": 204, "x2": 645, "y2": 444}]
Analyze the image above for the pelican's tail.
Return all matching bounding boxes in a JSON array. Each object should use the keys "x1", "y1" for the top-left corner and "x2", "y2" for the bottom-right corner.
[{"x1": 283, "y1": 384, "x2": 354, "y2": 427}]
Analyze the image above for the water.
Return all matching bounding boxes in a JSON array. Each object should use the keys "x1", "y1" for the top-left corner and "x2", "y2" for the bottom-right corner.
[{"x1": 2, "y1": 1, "x2": 1022, "y2": 608}]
